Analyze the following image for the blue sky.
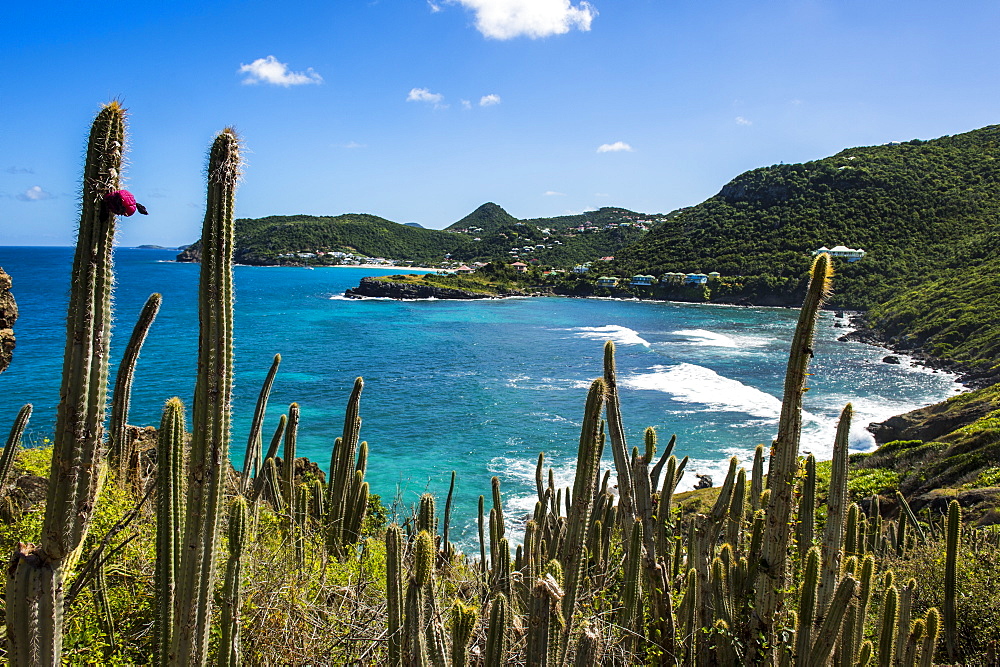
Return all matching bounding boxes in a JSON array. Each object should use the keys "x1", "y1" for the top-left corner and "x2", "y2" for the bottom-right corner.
[{"x1": 3, "y1": 0, "x2": 999, "y2": 246}]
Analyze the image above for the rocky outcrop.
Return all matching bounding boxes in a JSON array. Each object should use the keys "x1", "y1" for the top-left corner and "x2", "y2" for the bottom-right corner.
[
  {"x1": 344, "y1": 277, "x2": 537, "y2": 300},
  {"x1": 176, "y1": 244, "x2": 201, "y2": 262},
  {"x1": 0, "y1": 266, "x2": 16, "y2": 373},
  {"x1": 867, "y1": 393, "x2": 998, "y2": 445}
]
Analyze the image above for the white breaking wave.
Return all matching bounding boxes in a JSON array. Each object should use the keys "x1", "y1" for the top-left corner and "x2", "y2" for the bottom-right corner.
[
  {"x1": 621, "y1": 363, "x2": 784, "y2": 420},
  {"x1": 671, "y1": 329, "x2": 739, "y2": 347},
  {"x1": 567, "y1": 324, "x2": 650, "y2": 347}
]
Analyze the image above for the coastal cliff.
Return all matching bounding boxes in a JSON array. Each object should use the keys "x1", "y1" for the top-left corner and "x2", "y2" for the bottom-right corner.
[{"x1": 0, "y1": 266, "x2": 15, "y2": 373}]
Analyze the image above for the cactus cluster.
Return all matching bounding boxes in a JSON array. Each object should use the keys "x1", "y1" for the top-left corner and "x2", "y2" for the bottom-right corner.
[{"x1": 0, "y1": 105, "x2": 985, "y2": 665}]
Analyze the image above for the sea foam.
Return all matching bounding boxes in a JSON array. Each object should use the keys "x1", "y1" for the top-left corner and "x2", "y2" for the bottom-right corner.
[
  {"x1": 621, "y1": 363, "x2": 783, "y2": 420},
  {"x1": 567, "y1": 324, "x2": 651, "y2": 347}
]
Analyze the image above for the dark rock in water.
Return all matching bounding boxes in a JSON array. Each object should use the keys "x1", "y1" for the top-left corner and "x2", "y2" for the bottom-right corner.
[
  {"x1": 694, "y1": 473, "x2": 713, "y2": 490},
  {"x1": 882, "y1": 355, "x2": 901, "y2": 364},
  {"x1": 834, "y1": 322, "x2": 844, "y2": 328}
]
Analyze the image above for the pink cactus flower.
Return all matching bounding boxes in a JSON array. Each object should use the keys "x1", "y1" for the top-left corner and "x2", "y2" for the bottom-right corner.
[{"x1": 103, "y1": 190, "x2": 148, "y2": 216}]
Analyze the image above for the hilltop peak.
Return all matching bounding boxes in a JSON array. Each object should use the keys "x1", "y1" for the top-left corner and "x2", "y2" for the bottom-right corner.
[{"x1": 447, "y1": 202, "x2": 518, "y2": 231}]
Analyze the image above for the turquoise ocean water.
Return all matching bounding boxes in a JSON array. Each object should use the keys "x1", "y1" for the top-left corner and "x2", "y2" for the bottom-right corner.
[{"x1": 0, "y1": 247, "x2": 962, "y2": 548}]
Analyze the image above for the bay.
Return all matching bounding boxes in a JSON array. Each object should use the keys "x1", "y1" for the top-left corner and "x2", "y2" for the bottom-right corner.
[{"x1": 0, "y1": 247, "x2": 962, "y2": 548}]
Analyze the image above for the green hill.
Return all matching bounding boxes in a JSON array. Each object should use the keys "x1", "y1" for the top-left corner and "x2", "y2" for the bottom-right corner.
[
  {"x1": 445, "y1": 203, "x2": 669, "y2": 266},
  {"x1": 179, "y1": 204, "x2": 668, "y2": 269},
  {"x1": 178, "y1": 213, "x2": 473, "y2": 266},
  {"x1": 613, "y1": 125, "x2": 1000, "y2": 310}
]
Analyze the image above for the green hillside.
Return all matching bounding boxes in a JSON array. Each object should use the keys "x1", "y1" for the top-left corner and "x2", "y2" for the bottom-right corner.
[
  {"x1": 181, "y1": 213, "x2": 473, "y2": 265},
  {"x1": 180, "y1": 204, "x2": 668, "y2": 268},
  {"x1": 445, "y1": 203, "x2": 668, "y2": 266},
  {"x1": 613, "y1": 125, "x2": 1000, "y2": 310}
]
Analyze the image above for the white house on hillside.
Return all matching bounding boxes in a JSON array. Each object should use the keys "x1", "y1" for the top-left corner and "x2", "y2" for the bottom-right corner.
[{"x1": 813, "y1": 245, "x2": 866, "y2": 262}]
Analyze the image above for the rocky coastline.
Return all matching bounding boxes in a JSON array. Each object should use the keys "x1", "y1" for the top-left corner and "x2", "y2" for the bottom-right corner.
[
  {"x1": 839, "y1": 314, "x2": 1000, "y2": 389},
  {"x1": 344, "y1": 276, "x2": 544, "y2": 300}
]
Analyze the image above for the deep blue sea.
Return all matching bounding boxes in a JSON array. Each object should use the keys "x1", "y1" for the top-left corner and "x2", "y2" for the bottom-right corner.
[{"x1": 0, "y1": 247, "x2": 962, "y2": 547}]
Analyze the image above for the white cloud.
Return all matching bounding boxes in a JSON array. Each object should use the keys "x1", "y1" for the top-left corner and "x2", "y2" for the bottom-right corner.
[
  {"x1": 342, "y1": 141, "x2": 367, "y2": 149},
  {"x1": 238, "y1": 56, "x2": 322, "y2": 86},
  {"x1": 407, "y1": 87, "x2": 446, "y2": 108},
  {"x1": 17, "y1": 185, "x2": 54, "y2": 201},
  {"x1": 597, "y1": 141, "x2": 633, "y2": 153},
  {"x1": 428, "y1": 0, "x2": 442, "y2": 11},
  {"x1": 544, "y1": 190, "x2": 566, "y2": 196},
  {"x1": 479, "y1": 93, "x2": 502, "y2": 107},
  {"x1": 461, "y1": 99, "x2": 472, "y2": 110},
  {"x1": 735, "y1": 116, "x2": 752, "y2": 125},
  {"x1": 453, "y1": 0, "x2": 596, "y2": 40}
]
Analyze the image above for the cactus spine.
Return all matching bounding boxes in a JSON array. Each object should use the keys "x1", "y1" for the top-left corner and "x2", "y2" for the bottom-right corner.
[
  {"x1": 218, "y1": 496, "x2": 249, "y2": 667},
  {"x1": 6, "y1": 102, "x2": 126, "y2": 666},
  {"x1": 171, "y1": 127, "x2": 241, "y2": 665},
  {"x1": 753, "y1": 253, "x2": 832, "y2": 651}
]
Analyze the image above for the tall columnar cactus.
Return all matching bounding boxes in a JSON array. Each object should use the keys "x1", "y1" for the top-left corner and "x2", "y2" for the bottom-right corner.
[
  {"x1": 485, "y1": 593, "x2": 510, "y2": 665},
  {"x1": 529, "y1": 574, "x2": 566, "y2": 667},
  {"x1": 325, "y1": 377, "x2": 368, "y2": 556},
  {"x1": 618, "y1": 519, "x2": 644, "y2": 650},
  {"x1": 155, "y1": 397, "x2": 186, "y2": 662},
  {"x1": 794, "y1": 546, "x2": 820, "y2": 662},
  {"x1": 107, "y1": 292, "x2": 161, "y2": 476},
  {"x1": 944, "y1": 499, "x2": 960, "y2": 662},
  {"x1": 442, "y1": 471, "x2": 456, "y2": 562},
  {"x1": 919, "y1": 607, "x2": 940, "y2": 667},
  {"x1": 0, "y1": 404, "x2": 31, "y2": 492},
  {"x1": 560, "y1": 378, "x2": 606, "y2": 657},
  {"x1": 218, "y1": 496, "x2": 249, "y2": 667},
  {"x1": 282, "y1": 403, "x2": 300, "y2": 515},
  {"x1": 385, "y1": 525, "x2": 405, "y2": 667},
  {"x1": 603, "y1": 341, "x2": 635, "y2": 523},
  {"x1": 171, "y1": 127, "x2": 241, "y2": 665},
  {"x1": 753, "y1": 253, "x2": 832, "y2": 651},
  {"x1": 750, "y1": 443, "x2": 764, "y2": 511},
  {"x1": 240, "y1": 353, "x2": 281, "y2": 494},
  {"x1": 877, "y1": 584, "x2": 898, "y2": 667},
  {"x1": 6, "y1": 102, "x2": 126, "y2": 666},
  {"x1": 573, "y1": 624, "x2": 602, "y2": 666},
  {"x1": 251, "y1": 414, "x2": 287, "y2": 503},
  {"x1": 797, "y1": 454, "x2": 817, "y2": 563},
  {"x1": 451, "y1": 600, "x2": 478, "y2": 667},
  {"x1": 819, "y1": 403, "x2": 852, "y2": 612}
]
